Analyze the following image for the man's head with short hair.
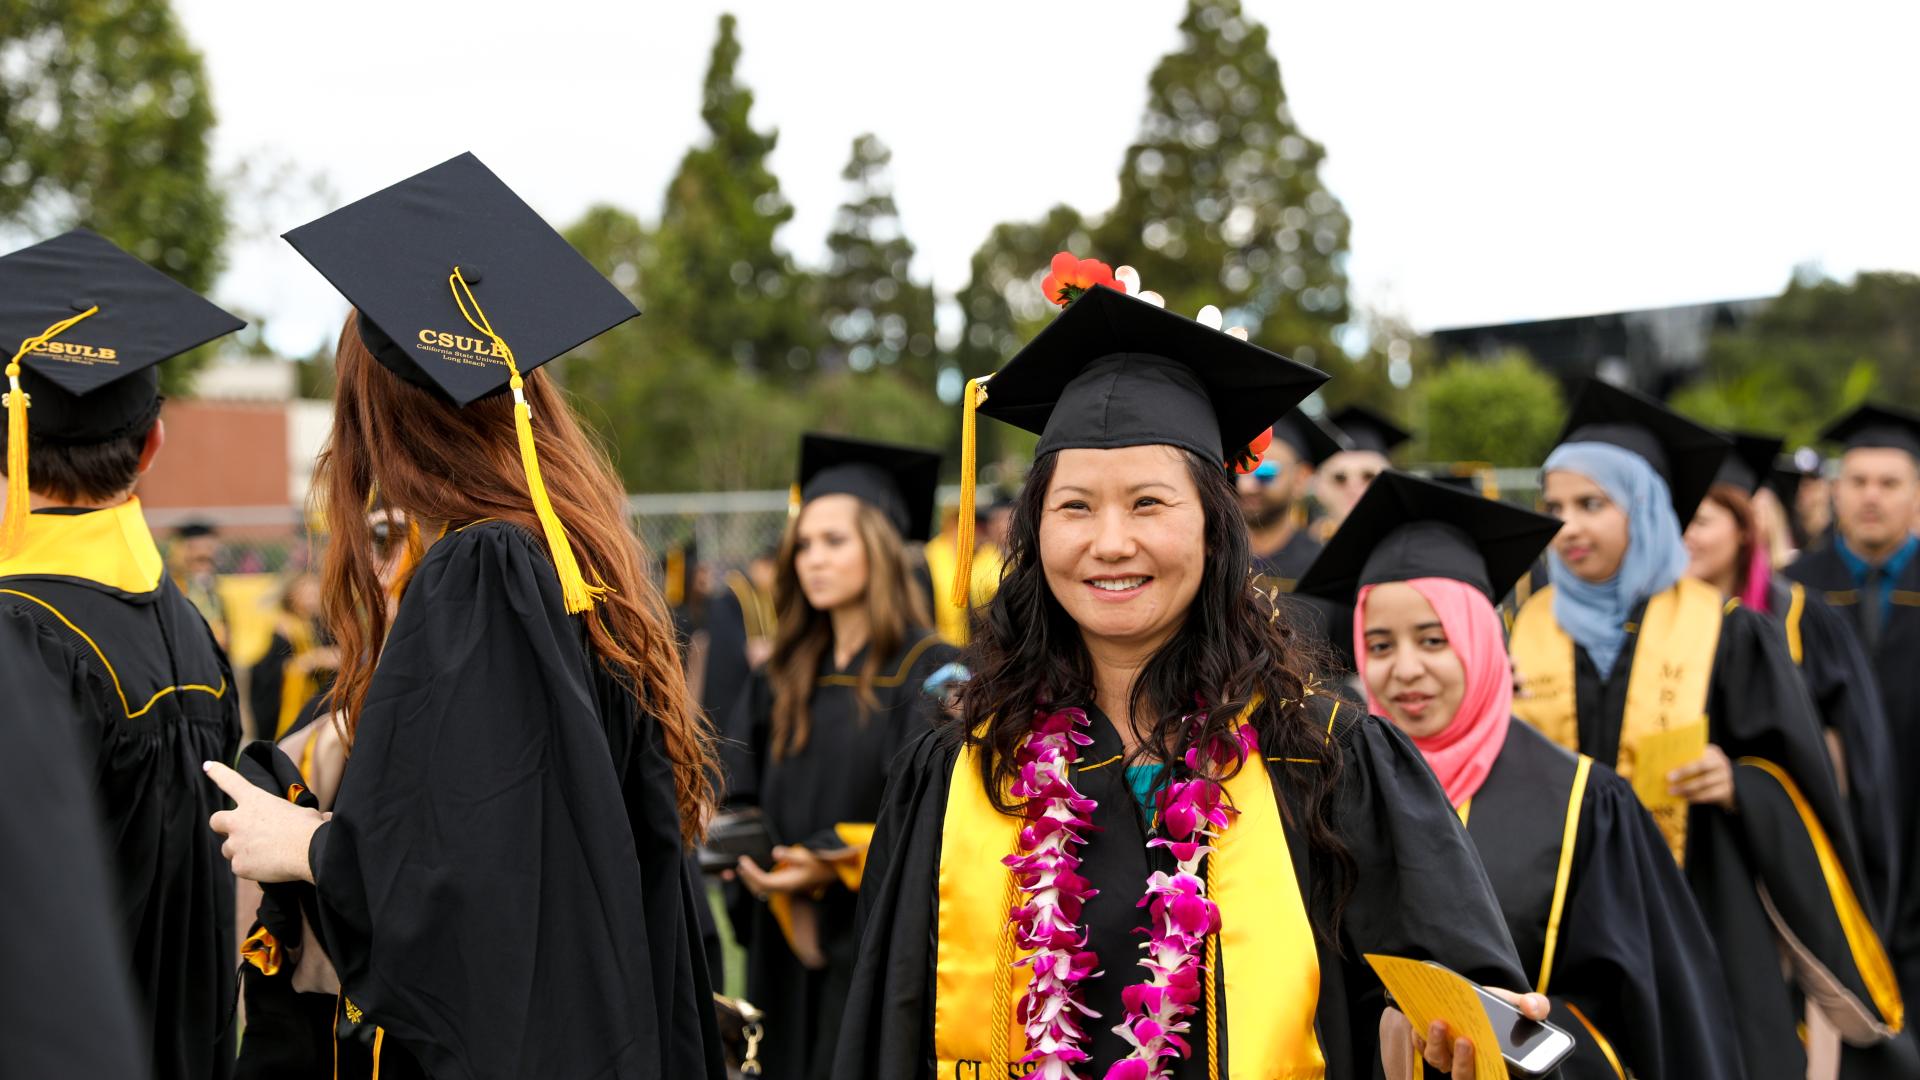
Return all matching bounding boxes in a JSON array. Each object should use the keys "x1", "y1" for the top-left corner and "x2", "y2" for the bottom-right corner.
[{"x1": 1836, "y1": 446, "x2": 1920, "y2": 560}]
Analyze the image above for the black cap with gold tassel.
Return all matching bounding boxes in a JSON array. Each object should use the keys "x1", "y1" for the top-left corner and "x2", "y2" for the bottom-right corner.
[
  {"x1": 949, "y1": 253, "x2": 1327, "y2": 604},
  {"x1": 0, "y1": 229, "x2": 244, "y2": 554},
  {"x1": 283, "y1": 152, "x2": 640, "y2": 613}
]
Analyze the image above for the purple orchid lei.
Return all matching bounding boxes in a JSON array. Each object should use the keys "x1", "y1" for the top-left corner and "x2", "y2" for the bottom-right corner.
[{"x1": 1003, "y1": 705, "x2": 1257, "y2": 1080}]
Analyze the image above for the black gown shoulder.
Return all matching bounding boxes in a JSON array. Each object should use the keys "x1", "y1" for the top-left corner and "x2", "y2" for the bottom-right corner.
[{"x1": 307, "y1": 521, "x2": 723, "y2": 1080}]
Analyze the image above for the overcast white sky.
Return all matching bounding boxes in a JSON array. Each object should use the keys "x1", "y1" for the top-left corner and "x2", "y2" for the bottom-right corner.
[{"x1": 173, "y1": 0, "x2": 1920, "y2": 358}]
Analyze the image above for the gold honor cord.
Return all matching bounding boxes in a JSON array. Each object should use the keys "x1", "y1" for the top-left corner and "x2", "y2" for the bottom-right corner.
[
  {"x1": 2, "y1": 305, "x2": 100, "y2": 554},
  {"x1": 949, "y1": 375, "x2": 987, "y2": 609},
  {"x1": 446, "y1": 269, "x2": 605, "y2": 614}
]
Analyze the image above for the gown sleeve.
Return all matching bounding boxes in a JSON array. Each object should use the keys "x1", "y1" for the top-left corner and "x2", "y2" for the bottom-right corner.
[
  {"x1": 1300, "y1": 705, "x2": 1535, "y2": 1077},
  {"x1": 1545, "y1": 766, "x2": 1745, "y2": 1079},
  {"x1": 0, "y1": 606, "x2": 149, "y2": 1080},
  {"x1": 1795, "y1": 589, "x2": 1901, "y2": 921},
  {"x1": 828, "y1": 727, "x2": 960, "y2": 1080},
  {"x1": 307, "y1": 524, "x2": 721, "y2": 1080},
  {"x1": 1706, "y1": 605, "x2": 1904, "y2": 1043}
]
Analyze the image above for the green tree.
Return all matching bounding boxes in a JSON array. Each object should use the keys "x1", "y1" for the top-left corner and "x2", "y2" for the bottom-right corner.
[
  {"x1": 820, "y1": 134, "x2": 938, "y2": 384},
  {"x1": 1092, "y1": 0, "x2": 1351, "y2": 370},
  {"x1": 1417, "y1": 350, "x2": 1565, "y2": 466},
  {"x1": 1672, "y1": 270, "x2": 1920, "y2": 445},
  {"x1": 641, "y1": 13, "x2": 816, "y2": 377},
  {"x1": 1, "y1": 0, "x2": 229, "y2": 391}
]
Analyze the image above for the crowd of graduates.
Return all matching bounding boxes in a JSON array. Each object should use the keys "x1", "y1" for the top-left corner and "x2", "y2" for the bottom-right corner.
[{"x1": 6, "y1": 153, "x2": 1920, "y2": 1080}]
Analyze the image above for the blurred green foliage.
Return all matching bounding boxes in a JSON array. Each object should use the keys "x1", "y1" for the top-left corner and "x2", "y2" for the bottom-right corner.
[
  {"x1": 1416, "y1": 350, "x2": 1566, "y2": 466},
  {"x1": 1672, "y1": 270, "x2": 1920, "y2": 446},
  {"x1": 1, "y1": 0, "x2": 228, "y2": 392}
]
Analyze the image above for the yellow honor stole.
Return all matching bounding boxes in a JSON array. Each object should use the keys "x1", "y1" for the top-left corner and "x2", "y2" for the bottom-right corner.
[
  {"x1": 931, "y1": 713, "x2": 1325, "y2": 1080},
  {"x1": 1510, "y1": 578, "x2": 1723, "y2": 862}
]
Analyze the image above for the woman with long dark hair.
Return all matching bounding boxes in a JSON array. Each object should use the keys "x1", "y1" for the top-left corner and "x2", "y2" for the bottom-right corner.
[
  {"x1": 1685, "y1": 441, "x2": 1901, "y2": 922},
  {"x1": 1509, "y1": 380, "x2": 1904, "y2": 1078},
  {"x1": 731, "y1": 433, "x2": 958, "y2": 1079},
  {"x1": 205, "y1": 154, "x2": 726, "y2": 1079},
  {"x1": 1298, "y1": 471, "x2": 1742, "y2": 1078},
  {"x1": 835, "y1": 261, "x2": 1544, "y2": 1079}
]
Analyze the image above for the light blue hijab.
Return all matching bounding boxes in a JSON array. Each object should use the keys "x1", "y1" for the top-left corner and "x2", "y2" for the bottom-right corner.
[{"x1": 1542, "y1": 441, "x2": 1690, "y2": 677}]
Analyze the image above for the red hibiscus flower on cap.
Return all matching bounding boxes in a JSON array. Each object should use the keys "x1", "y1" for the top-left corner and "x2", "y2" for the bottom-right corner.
[
  {"x1": 1228, "y1": 426, "x2": 1273, "y2": 475},
  {"x1": 1041, "y1": 251, "x2": 1120, "y2": 307}
]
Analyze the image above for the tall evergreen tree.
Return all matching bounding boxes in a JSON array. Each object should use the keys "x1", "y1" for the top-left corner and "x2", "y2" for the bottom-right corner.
[
  {"x1": 2, "y1": 0, "x2": 229, "y2": 390},
  {"x1": 1092, "y1": 0, "x2": 1351, "y2": 371},
  {"x1": 642, "y1": 13, "x2": 816, "y2": 377},
  {"x1": 819, "y1": 134, "x2": 938, "y2": 383}
]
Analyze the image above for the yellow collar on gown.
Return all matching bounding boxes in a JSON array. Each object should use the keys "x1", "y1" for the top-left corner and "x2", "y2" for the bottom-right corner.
[{"x1": 0, "y1": 497, "x2": 164, "y2": 596}]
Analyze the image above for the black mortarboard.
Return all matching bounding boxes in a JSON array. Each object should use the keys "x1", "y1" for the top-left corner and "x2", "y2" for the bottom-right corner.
[
  {"x1": 1553, "y1": 379, "x2": 1731, "y2": 522},
  {"x1": 1819, "y1": 403, "x2": 1920, "y2": 461},
  {"x1": 1294, "y1": 471, "x2": 1562, "y2": 604},
  {"x1": 282, "y1": 152, "x2": 644, "y2": 615},
  {"x1": 797, "y1": 434, "x2": 941, "y2": 543},
  {"x1": 0, "y1": 229, "x2": 243, "y2": 443},
  {"x1": 1765, "y1": 447, "x2": 1823, "y2": 507},
  {"x1": 1328, "y1": 404, "x2": 1411, "y2": 457},
  {"x1": 1714, "y1": 432, "x2": 1784, "y2": 496},
  {"x1": 975, "y1": 284, "x2": 1326, "y2": 467},
  {"x1": 1270, "y1": 409, "x2": 1348, "y2": 467},
  {"x1": 283, "y1": 152, "x2": 639, "y2": 407}
]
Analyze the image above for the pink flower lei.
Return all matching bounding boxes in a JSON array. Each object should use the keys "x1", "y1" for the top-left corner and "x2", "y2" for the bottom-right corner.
[{"x1": 1003, "y1": 705, "x2": 1258, "y2": 1080}]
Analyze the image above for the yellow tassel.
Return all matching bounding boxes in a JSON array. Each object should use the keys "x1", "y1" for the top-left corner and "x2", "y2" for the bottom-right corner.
[
  {"x1": 788, "y1": 482, "x2": 802, "y2": 519},
  {"x1": 3, "y1": 306, "x2": 100, "y2": 556},
  {"x1": 448, "y1": 269, "x2": 604, "y2": 614},
  {"x1": 950, "y1": 376, "x2": 986, "y2": 610}
]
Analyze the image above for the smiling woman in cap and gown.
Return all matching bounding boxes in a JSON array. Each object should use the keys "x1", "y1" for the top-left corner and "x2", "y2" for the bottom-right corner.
[
  {"x1": 0, "y1": 229, "x2": 245, "y2": 1080},
  {"x1": 1297, "y1": 470, "x2": 1743, "y2": 1078},
  {"x1": 833, "y1": 256, "x2": 1544, "y2": 1080},
  {"x1": 725, "y1": 432, "x2": 959, "y2": 1079},
  {"x1": 204, "y1": 152, "x2": 726, "y2": 1079},
  {"x1": 1507, "y1": 379, "x2": 1905, "y2": 1078}
]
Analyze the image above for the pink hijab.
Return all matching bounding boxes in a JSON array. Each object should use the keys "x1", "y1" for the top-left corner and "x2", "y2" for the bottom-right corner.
[{"x1": 1354, "y1": 577, "x2": 1513, "y2": 807}]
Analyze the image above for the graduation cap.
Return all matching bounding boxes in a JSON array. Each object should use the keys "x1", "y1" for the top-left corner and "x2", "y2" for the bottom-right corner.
[
  {"x1": 1328, "y1": 404, "x2": 1411, "y2": 457},
  {"x1": 0, "y1": 229, "x2": 244, "y2": 553},
  {"x1": 796, "y1": 433, "x2": 941, "y2": 543},
  {"x1": 949, "y1": 276, "x2": 1326, "y2": 605},
  {"x1": 1714, "y1": 432, "x2": 1784, "y2": 496},
  {"x1": 1270, "y1": 409, "x2": 1347, "y2": 467},
  {"x1": 1818, "y1": 403, "x2": 1920, "y2": 461},
  {"x1": 1293, "y1": 470, "x2": 1561, "y2": 604},
  {"x1": 283, "y1": 152, "x2": 642, "y2": 613},
  {"x1": 1552, "y1": 379, "x2": 1731, "y2": 523},
  {"x1": 1764, "y1": 447, "x2": 1823, "y2": 507}
]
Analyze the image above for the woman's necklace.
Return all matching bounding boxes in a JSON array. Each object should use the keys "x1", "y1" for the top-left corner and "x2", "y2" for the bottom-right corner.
[{"x1": 1004, "y1": 705, "x2": 1254, "y2": 1080}]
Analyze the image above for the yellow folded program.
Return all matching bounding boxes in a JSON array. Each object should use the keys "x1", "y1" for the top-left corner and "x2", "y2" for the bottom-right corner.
[
  {"x1": 1365, "y1": 954, "x2": 1504, "y2": 1080},
  {"x1": 1626, "y1": 722, "x2": 1708, "y2": 815}
]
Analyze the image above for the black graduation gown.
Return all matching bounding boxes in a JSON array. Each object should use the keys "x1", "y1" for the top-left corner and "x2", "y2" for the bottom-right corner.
[
  {"x1": 0, "y1": 504, "x2": 239, "y2": 1080},
  {"x1": 742, "y1": 629, "x2": 959, "y2": 1080},
  {"x1": 1788, "y1": 546, "x2": 1920, "y2": 1003},
  {"x1": 1560, "y1": 600, "x2": 1901, "y2": 1078},
  {"x1": 304, "y1": 522, "x2": 725, "y2": 1080},
  {"x1": 247, "y1": 624, "x2": 334, "y2": 741},
  {"x1": 1468, "y1": 721, "x2": 1742, "y2": 1079},
  {"x1": 0, "y1": 610, "x2": 150, "y2": 1080},
  {"x1": 1767, "y1": 577, "x2": 1903, "y2": 923},
  {"x1": 832, "y1": 696, "x2": 1535, "y2": 1080}
]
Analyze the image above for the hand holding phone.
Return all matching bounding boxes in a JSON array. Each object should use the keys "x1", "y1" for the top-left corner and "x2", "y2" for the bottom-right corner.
[{"x1": 1367, "y1": 954, "x2": 1575, "y2": 1078}]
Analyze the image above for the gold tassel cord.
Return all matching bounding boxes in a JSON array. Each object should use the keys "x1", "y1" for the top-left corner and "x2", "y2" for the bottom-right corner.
[
  {"x1": 447, "y1": 269, "x2": 605, "y2": 613},
  {"x1": 3, "y1": 306, "x2": 100, "y2": 555},
  {"x1": 949, "y1": 376, "x2": 985, "y2": 610}
]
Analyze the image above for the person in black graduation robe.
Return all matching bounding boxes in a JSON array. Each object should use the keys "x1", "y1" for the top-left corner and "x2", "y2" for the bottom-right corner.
[
  {"x1": 737, "y1": 628, "x2": 958, "y2": 1079},
  {"x1": 832, "y1": 695, "x2": 1533, "y2": 1080},
  {"x1": 1466, "y1": 722, "x2": 1741, "y2": 1078},
  {"x1": 0, "y1": 610, "x2": 151, "y2": 1080},
  {"x1": 1512, "y1": 580, "x2": 1905, "y2": 1077},
  {"x1": 225, "y1": 523, "x2": 726, "y2": 1080},
  {"x1": 0, "y1": 500, "x2": 239, "y2": 1080}
]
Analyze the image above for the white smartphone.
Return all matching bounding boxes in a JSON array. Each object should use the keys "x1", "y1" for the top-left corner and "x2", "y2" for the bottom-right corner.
[{"x1": 1469, "y1": 982, "x2": 1576, "y2": 1077}]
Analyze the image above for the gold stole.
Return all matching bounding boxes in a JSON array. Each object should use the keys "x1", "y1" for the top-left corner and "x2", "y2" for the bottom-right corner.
[
  {"x1": 932, "y1": 716, "x2": 1325, "y2": 1079},
  {"x1": 276, "y1": 616, "x2": 319, "y2": 739},
  {"x1": 1511, "y1": 579, "x2": 1722, "y2": 862}
]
